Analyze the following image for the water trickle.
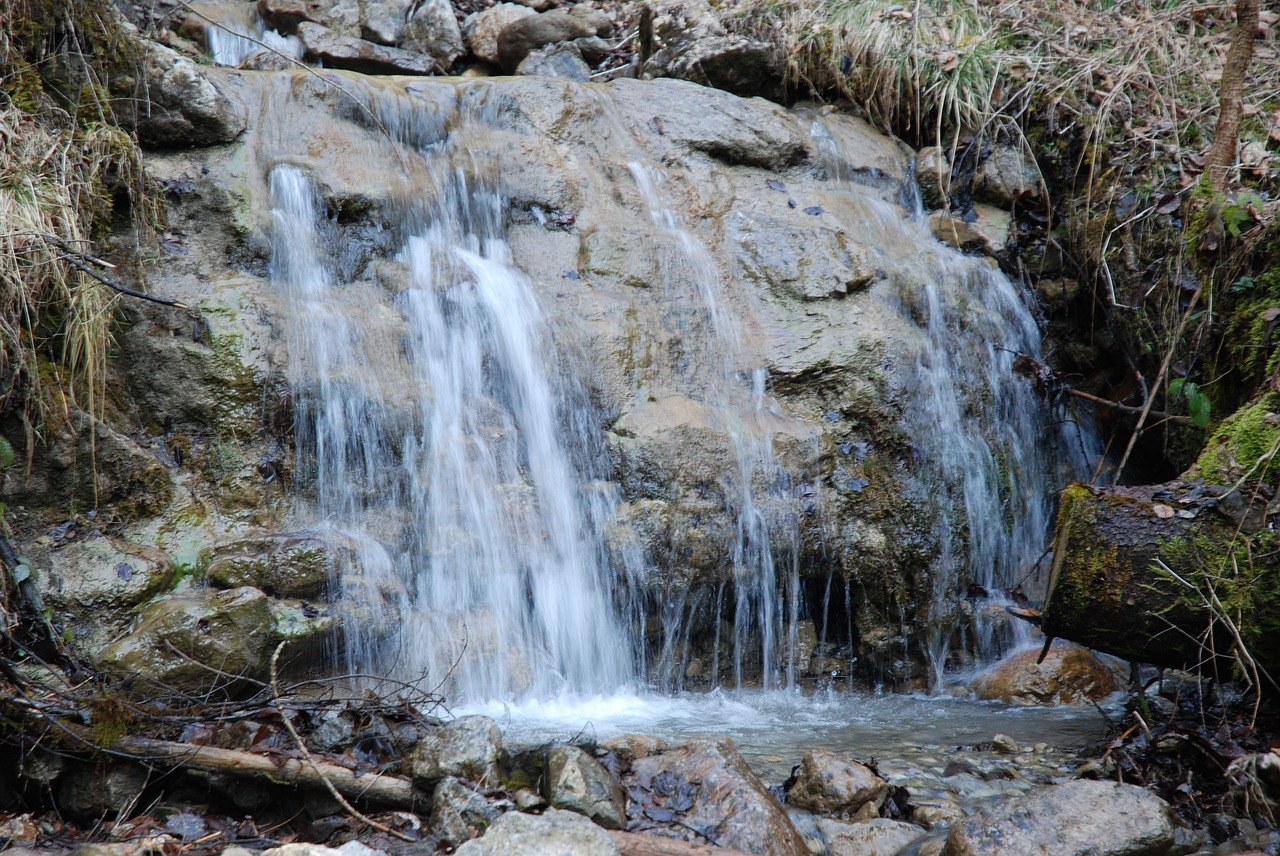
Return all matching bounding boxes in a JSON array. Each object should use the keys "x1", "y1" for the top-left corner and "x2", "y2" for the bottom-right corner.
[
  {"x1": 204, "y1": 4, "x2": 300, "y2": 68},
  {"x1": 269, "y1": 151, "x2": 636, "y2": 702}
]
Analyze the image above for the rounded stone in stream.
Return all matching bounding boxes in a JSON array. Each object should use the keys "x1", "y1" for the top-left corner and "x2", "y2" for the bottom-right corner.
[
  {"x1": 787, "y1": 749, "x2": 891, "y2": 820},
  {"x1": 454, "y1": 808, "x2": 619, "y2": 856},
  {"x1": 409, "y1": 715, "x2": 502, "y2": 786},
  {"x1": 545, "y1": 745, "x2": 626, "y2": 829},
  {"x1": 944, "y1": 779, "x2": 1176, "y2": 856},
  {"x1": 971, "y1": 641, "x2": 1126, "y2": 706}
]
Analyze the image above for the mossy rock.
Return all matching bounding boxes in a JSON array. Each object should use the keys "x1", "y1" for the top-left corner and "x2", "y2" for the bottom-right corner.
[
  {"x1": 1191, "y1": 391, "x2": 1280, "y2": 485},
  {"x1": 203, "y1": 533, "x2": 343, "y2": 599}
]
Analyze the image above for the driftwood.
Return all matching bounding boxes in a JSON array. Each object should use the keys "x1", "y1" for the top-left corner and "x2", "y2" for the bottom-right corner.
[
  {"x1": 105, "y1": 732, "x2": 424, "y2": 810},
  {"x1": 1038, "y1": 482, "x2": 1280, "y2": 679},
  {"x1": 610, "y1": 832, "x2": 757, "y2": 856}
]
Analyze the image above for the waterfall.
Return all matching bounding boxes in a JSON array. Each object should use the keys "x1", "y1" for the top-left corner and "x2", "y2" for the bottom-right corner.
[{"x1": 269, "y1": 155, "x2": 636, "y2": 702}]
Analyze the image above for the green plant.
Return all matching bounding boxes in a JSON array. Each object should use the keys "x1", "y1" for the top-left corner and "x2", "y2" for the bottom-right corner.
[{"x1": 1169, "y1": 378, "x2": 1212, "y2": 429}]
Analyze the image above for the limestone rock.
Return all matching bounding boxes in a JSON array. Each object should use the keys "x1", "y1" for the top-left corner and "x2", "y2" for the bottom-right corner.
[
  {"x1": 359, "y1": 0, "x2": 413, "y2": 45},
  {"x1": 296, "y1": 22, "x2": 436, "y2": 75},
  {"x1": 401, "y1": 0, "x2": 466, "y2": 71},
  {"x1": 640, "y1": 0, "x2": 779, "y2": 98},
  {"x1": 410, "y1": 716, "x2": 503, "y2": 786},
  {"x1": 929, "y1": 205, "x2": 1010, "y2": 255},
  {"x1": 431, "y1": 777, "x2": 508, "y2": 845},
  {"x1": 463, "y1": 4, "x2": 537, "y2": 65},
  {"x1": 971, "y1": 642, "x2": 1125, "y2": 705},
  {"x1": 944, "y1": 779, "x2": 1175, "y2": 856},
  {"x1": 57, "y1": 763, "x2": 149, "y2": 822},
  {"x1": 516, "y1": 42, "x2": 591, "y2": 81},
  {"x1": 204, "y1": 533, "x2": 340, "y2": 599},
  {"x1": 915, "y1": 145, "x2": 952, "y2": 209},
  {"x1": 95, "y1": 586, "x2": 273, "y2": 694},
  {"x1": 126, "y1": 42, "x2": 247, "y2": 147},
  {"x1": 495, "y1": 5, "x2": 613, "y2": 71},
  {"x1": 787, "y1": 749, "x2": 891, "y2": 820},
  {"x1": 734, "y1": 211, "x2": 876, "y2": 301},
  {"x1": 454, "y1": 808, "x2": 618, "y2": 856},
  {"x1": 976, "y1": 145, "x2": 1041, "y2": 207},
  {"x1": 816, "y1": 818, "x2": 927, "y2": 856},
  {"x1": 628, "y1": 738, "x2": 808, "y2": 856},
  {"x1": 602, "y1": 734, "x2": 671, "y2": 763},
  {"x1": 609, "y1": 77, "x2": 808, "y2": 170},
  {"x1": 545, "y1": 745, "x2": 626, "y2": 829},
  {"x1": 990, "y1": 734, "x2": 1020, "y2": 754}
]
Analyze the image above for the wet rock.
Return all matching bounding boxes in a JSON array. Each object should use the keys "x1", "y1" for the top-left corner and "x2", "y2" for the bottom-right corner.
[
  {"x1": 257, "y1": 0, "x2": 319, "y2": 33},
  {"x1": 609, "y1": 77, "x2": 808, "y2": 170},
  {"x1": 945, "y1": 779, "x2": 1175, "y2": 856},
  {"x1": 971, "y1": 642, "x2": 1125, "y2": 705},
  {"x1": 401, "y1": 0, "x2": 465, "y2": 71},
  {"x1": 454, "y1": 808, "x2": 618, "y2": 855},
  {"x1": 546, "y1": 745, "x2": 626, "y2": 829},
  {"x1": 640, "y1": 0, "x2": 779, "y2": 98},
  {"x1": 516, "y1": 42, "x2": 591, "y2": 81},
  {"x1": 431, "y1": 777, "x2": 508, "y2": 845},
  {"x1": 296, "y1": 22, "x2": 436, "y2": 75},
  {"x1": 913, "y1": 802, "x2": 967, "y2": 829},
  {"x1": 204, "y1": 533, "x2": 339, "y2": 599},
  {"x1": 124, "y1": 41, "x2": 247, "y2": 147},
  {"x1": 929, "y1": 205, "x2": 1010, "y2": 255},
  {"x1": 602, "y1": 734, "x2": 670, "y2": 762},
  {"x1": 976, "y1": 145, "x2": 1041, "y2": 207},
  {"x1": 817, "y1": 818, "x2": 927, "y2": 856},
  {"x1": 798, "y1": 107, "x2": 908, "y2": 190},
  {"x1": 496, "y1": 5, "x2": 613, "y2": 72},
  {"x1": 95, "y1": 586, "x2": 273, "y2": 695},
  {"x1": 463, "y1": 3, "x2": 537, "y2": 66},
  {"x1": 628, "y1": 738, "x2": 808, "y2": 856},
  {"x1": 915, "y1": 146, "x2": 952, "y2": 209},
  {"x1": 410, "y1": 715, "x2": 503, "y2": 786},
  {"x1": 57, "y1": 763, "x2": 149, "y2": 822},
  {"x1": 33, "y1": 536, "x2": 174, "y2": 651},
  {"x1": 990, "y1": 734, "x2": 1020, "y2": 755},
  {"x1": 359, "y1": 0, "x2": 413, "y2": 45},
  {"x1": 734, "y1": 211, "x2": 876, "y2": 301},
  {"x1": 787, "y1": 749, "x2": 891, "y2": 820}
]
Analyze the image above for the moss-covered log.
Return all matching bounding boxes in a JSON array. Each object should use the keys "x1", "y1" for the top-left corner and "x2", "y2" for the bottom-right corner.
[{"x1": 1040, "y1": 482, "x2": 1280, "y2": 677}]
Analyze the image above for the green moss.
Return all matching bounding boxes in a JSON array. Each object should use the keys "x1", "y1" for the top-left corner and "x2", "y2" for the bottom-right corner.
[{"x1": 1192, "y1": 391, "x2": 1280, "y2": 484}]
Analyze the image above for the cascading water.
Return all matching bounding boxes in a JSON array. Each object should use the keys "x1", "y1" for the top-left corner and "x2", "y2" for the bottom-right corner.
[{"x1": 269, "y1": 147, "x2": 637, "y2": 702}]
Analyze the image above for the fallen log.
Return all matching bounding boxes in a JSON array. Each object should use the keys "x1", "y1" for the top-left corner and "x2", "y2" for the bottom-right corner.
[
  {"x1": 609, "y1": 832, "x2": 757, "y2": 856},
  {"x1": 105, "y1": 732, "x2": 424, "y2": 810},
  {"x1": 1039, "y1": 482, "x2": 1280, "y2": 680}
]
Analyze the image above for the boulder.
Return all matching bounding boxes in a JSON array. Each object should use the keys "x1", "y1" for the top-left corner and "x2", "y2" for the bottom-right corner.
[
  {"x1": 94, "y1": 586, "x2": 273, "y2": 695},
  {"x1": 124, "y1": 41, "x2": 246, "y2": 147},
  {"x1": 516, "y1": 42, "x2": 592, "y2": 81},
  {"x1": 204, "y1": 532, "x2": 340, "y2": 599},
  {"x1": 463, "y1": 4, "x2": 537, "y2": 65},
  {"x1": 929, "y1": 205, "x2": 1010, "y2": 254},
  {"x1": 640, "y1": 0, "x2": 779, "y2": 98},
  {"x1": 971, "y1": 641, "x2": 1126, "y2": 705},
  {"x1": 495, "y1": 6, "x2": 613, "y2": 72},
  {"x1": 602, "y1": 734, "x2": 671, "y2": 763},
  {"x1": 431, "y1": 777, "x2": 508, "y2": 845},
  {"x1": 787, "y1": 749, "x2": 890, "y2": 820},
  {"x1": 454, "y1": 808, "x2": 618, "y2": 856},
  {"x1": 410, "y1": 715, "x2": 503, "y2": 786},
  {"x1": 816, "y1": 818, "x2": 928, "y2": 856},
  {"x1": 545, "y1": 745, "x2": 626, "y2": 829},
  {"x1": 627, "y1": 738, "x2": 808, "y2": 856},
  {"x1": 295, "y1": 22, "x2": 436, "y2": 75},
  {"x1": 944, "y1": 779, "x2": 1175, "y2": 856},
  {"x1": 257, "y1": 0, "x2": 319, "y2": 33},
  {"x1": 976, "y1": 145, "x2": 1041, "y2": 207},
  {"x1": 57, "y1": 763, "x2": 149, "y2": 822},
  {"x1": 359, "y1": 0, "x2": 413, "y2": 45},
  {"x1": 401, "y1": 0, "x2": 466, "y2": 71}
]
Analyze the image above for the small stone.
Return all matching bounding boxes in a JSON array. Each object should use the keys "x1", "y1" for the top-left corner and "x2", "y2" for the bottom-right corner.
[
  {"x1": 514, "y1": 788, "x2": 547, "y2": 811},
  {"x1": 516, "y1": 42, "x2": 591, "y2": 81},
  {"x1": 990, "y1": 734, "x2": 1019, "y2": 755},
  {"x1": 787, "y1": 749, "x2": 891, "y2": 819},
  {"x1": 410, "y1": 715, "x2": 503, "y2": 786},
  {"x1": 545, "y1": 745, "x2": 626, "y2": 829}
]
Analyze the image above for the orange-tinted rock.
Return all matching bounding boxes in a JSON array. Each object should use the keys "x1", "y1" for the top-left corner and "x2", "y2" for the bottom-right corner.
[{"x1": 971, "y1": 641, "x2": 1125, "y2": 705}]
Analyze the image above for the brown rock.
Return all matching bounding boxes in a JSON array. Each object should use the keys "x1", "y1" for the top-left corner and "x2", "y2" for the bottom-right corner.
[
  {"x1": 295, "y1": 22, "x2": 436, "y2": 75},
  {"x1": 495, "y1": 6, "x2": 613, "y2": 72},
  {"x1": 928, "y1": 205, "x2": 1010, "y2": 254},
  {"x1": 787, "y1": 749, "x2": 890, "y2": 819},
  {"x1": 628, "y1": 738, "x2": 807, "y2": 856},
  {"x1": 971, "y1": 641, "x2": 1125, "y2": 705},
  {"x1": 462, "y1": 3, "x2": 537, "y2": 65}
]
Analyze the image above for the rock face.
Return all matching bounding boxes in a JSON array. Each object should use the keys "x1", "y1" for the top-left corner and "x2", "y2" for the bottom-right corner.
[
  {"x1": 945, "y1": 779, "x2": 1176, "y2": 856},
  {"x1": 787, "y1": 749, "x2": 891, "y2": 820},
  {"x1": 971, "y1": 641, "x2": 1126, "y2": 705},
  {"x1": 627, "y1": 739, "x2": 808, "y2": 856},
  {"x1": 455, "y1": 808, "x2": 619, "y2": 856},
  {"x1": 545, "y1": 746, "x2": 627, "y2": 829}
]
